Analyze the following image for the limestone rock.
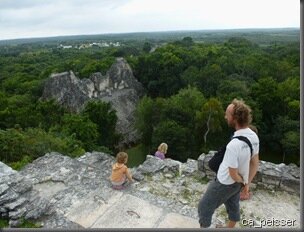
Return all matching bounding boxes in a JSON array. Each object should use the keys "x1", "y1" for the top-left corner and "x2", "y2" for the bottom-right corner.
[
  {"x1": 41, "y1": 57, "x2": 145, "y2": 145},
  {"x1": 0, "y1": 151, "x2": 300, "y2": 228},
  {"x1": 0, "y1": 162, "x2": 17, "y2": 177},
  {"x1": 181, "y1": 159, "x2": 198, "y2": 176},
  {"x1": 199, "y1": 151, "x2": 300, "y2": 194}
]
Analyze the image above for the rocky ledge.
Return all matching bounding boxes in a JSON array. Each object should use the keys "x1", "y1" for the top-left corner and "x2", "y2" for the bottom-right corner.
[{"x1": 0, "y1": 152, "x2": 300, "y2": 229}]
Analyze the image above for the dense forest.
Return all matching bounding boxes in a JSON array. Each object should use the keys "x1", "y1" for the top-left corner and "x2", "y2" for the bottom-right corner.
[{"x1": 0, "y1": 29, "x2": 300, "y2": 169}]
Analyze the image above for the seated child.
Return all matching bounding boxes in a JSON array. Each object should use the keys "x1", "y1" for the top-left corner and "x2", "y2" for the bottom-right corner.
[
  {"x1": 154, "y1": 143, "x2": 168, "y2": 160},
  {"x1": 110, "y1": 152, "x2": 133, "y2": 189}
]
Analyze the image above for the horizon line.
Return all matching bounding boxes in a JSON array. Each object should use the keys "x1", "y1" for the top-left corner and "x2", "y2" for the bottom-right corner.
[{"x1": 0, "y1": 26, "x2": 300, "y2": 42}]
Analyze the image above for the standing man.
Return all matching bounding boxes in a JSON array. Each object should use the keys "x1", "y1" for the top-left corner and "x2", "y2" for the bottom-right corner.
[{"x1": 198, "y1": 99, "x2": 259, "y2": 228}]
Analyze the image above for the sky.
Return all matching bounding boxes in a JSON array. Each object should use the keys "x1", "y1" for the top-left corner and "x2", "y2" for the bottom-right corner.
[{"x1": 0, "y1": 0, "x2": 300, "y2": 40}]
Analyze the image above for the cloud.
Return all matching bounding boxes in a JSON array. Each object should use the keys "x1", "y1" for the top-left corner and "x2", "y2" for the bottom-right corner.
[
  {"x1": 0, "y1": 0, "x2": 299, "y2": 40},
  {"x1": 0, "y1": 0, "x2": 129, "y2": 9},
  {"x1": 0, "y1": 0, "x2": 53, "y2": 9}
]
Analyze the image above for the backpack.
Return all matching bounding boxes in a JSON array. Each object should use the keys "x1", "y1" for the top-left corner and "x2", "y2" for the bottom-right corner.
[{"x1": 208, "y1": 136, "x2": 253, "y2": 173}]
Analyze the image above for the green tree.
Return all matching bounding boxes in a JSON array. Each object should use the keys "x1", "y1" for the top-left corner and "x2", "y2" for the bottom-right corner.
[
  {"x1": 157, "y1": 50, "x2": 185, "y2": 96},
  {"x1": 167, "y1": 87, "x2": 205, "y2": 128},
  {"x1": 198, "y1": 63, "x2": 224, "y2": 97},
  {"x1": 180, "y1": 66, "x2": 200, "y2": 87},
  {"x1": 281, "y1": 131, "x2": 299, "y2": 164},
  {"x1": 142, "y1": 42, "x2": 152, "y2": 53},
  {"x1": 2, "y1": 94, "x2": 38, "y2": 129},
  {"x1": 152, "y1": 120, "x2": 191, "y2": 162},
  {"x1": 59, "y1": 114, "x2": 99, "y2": 151},
  {"x1": 196, "y1": 98, "x2": 225, "y2": 146},
  {"x1": 0, "y1": 128, "x2": 85, "y2": 165},
  {"x1": 277, "y1": 77, "x2": 300, "y2": 119},
  {"x1": 181, "y1": 37, "x2": 194, "y2": 47},
  {"x1": 82, "y1": 101, "x2": 120, "y2": 149},
  {"x1": 273, "y1": 116, "x2": 299, "y2": 164},
  {"x1": 135, "y1": 96, "x2": 155, "y2": 148},
  {"x1": 251, "y1": 76, "x2": 281, "y2": 123},
  {"x1": 216, "y1": 78, "x2": 250, "y2": 107},
  {"x1": 0, "y1": 91, "x2": 9, "y2": 128},
  {"x1": 35, "y1": 99, "x2": 66, "y2": 130}
]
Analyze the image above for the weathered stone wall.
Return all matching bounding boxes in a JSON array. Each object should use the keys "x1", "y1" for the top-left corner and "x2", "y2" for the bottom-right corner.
[
  {"x1": 0, "y1": 152, "x2": 300, "y2": 228},
  {"x1": 197, "y1": 152, "x2": 300, "y2": 194}
]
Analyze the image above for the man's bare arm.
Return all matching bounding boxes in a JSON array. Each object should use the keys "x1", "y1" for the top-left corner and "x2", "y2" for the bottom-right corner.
[
  {"x1": 248, "y1": 154, "x2": 259, "y2": 184},
  {"x1": 229, "y1": 167, "x2": 244, "y2": 184}
]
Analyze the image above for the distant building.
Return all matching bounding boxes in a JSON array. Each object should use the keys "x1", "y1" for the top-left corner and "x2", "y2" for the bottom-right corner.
[{"x1": 58, "y1": 44, "x2": 73, "y2": 49}]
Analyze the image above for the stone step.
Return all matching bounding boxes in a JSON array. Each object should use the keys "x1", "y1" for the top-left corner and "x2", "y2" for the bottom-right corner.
[
  {"x1": 65, "y1": 193, "x2": 199, "y2": 228},
  {"x1": 91, "y1": 194, "x2": 165, "y2": 228},
  {"x1": 157, "y1": 213, "x2": 200, "y2": 228},
  {"x1": 65, "y1": 191, "x2": 123, "y2": 228}
]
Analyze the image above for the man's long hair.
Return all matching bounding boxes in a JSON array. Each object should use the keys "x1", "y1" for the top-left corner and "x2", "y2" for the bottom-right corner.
[{"x1": 231, "y1": 99, "x2": 252, "y2": 127}]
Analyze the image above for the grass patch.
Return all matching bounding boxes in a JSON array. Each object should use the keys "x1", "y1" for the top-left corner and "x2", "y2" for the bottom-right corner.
[
  {"x1": 218, "y1": 207, "x2": 227, "y2": 218},
  {"x1": 0, "y1": 218, "x2": 9, "y2": 228},
  {"x1": 181, "y1": 188, "x2": 191, "y2": 200},
  {"x1": 145, "y1": 173, "x2": 153, "y2": 181},
  {"x1": 0, "y1": 217, "x2": 41, "y2": 228},
  {"x1": 194, "y1": 174, "x2": 210, "y2": 184},
  {"x1": 125, "y1": 143, "x2": 150, "y2": 168},
  {"x1": 18, "y1": 218, "x2": 41, "y2": 228},
  {"x1": 9, "y1": 155, "x2": 32, "y2": 170}
]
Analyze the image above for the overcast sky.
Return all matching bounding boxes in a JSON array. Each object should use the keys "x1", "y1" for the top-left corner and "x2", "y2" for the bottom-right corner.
[{"x1": 0, "y1": 0, "x2": 300, "y2": 40}]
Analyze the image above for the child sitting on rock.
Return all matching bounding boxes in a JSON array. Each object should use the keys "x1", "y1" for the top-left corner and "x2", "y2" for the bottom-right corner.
[
  {"x1": 110, "y1": 152, "x2": 134, "y2": 190},
  {"x1": 154, "y1": 142, "x2": 168, "y2": 160}
]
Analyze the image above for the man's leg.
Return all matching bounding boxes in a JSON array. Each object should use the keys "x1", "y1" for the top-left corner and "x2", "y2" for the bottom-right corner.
[
  {"x1": 198, "y1": 180, "x2": 223, "y2": 228},
  {"x1": 224, "y1": 184, "x2": 242, "y2": 228},
  {"x1": 226, "y1": 220, "x2": 237, "y2": 228}
]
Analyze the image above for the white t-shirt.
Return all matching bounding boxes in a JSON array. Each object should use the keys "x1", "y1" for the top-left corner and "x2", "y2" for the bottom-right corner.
[{"x1": 217, "y1": 128, "x2": 259, "y2": 185}]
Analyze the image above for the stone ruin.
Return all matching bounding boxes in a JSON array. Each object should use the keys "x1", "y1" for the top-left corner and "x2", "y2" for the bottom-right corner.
[
  {"x1": 0, "y1": 151, "x2": 300, "y2": 228},
  {"x1": 41, "y1": 57, "x2": 145, "y2": 146}
]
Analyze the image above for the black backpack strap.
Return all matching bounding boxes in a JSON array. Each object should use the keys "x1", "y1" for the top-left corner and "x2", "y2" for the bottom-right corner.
[{"x1": 232, "y1": 136, "x2": 253, "y2": 157}]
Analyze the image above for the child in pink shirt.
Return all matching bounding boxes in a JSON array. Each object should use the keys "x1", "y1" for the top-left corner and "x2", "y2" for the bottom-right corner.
[{"x1": 154, "y1": 143, "x2": 168, "y2": 160}]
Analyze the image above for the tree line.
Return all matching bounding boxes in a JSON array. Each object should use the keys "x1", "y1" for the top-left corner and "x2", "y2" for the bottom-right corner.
[
  {"x1": 0, "y1": 35, "x2": 300, "y2": 168},
  {"x1": 131, "y1": 37, "x2": 299, "y2": 164}
]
